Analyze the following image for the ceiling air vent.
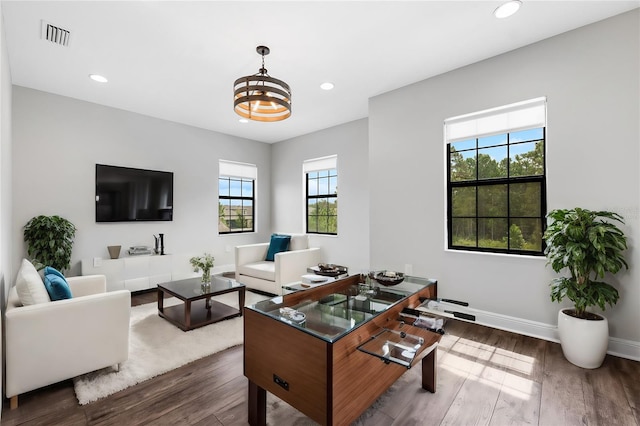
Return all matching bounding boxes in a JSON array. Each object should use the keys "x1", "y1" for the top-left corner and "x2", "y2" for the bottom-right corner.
[{"x1": 41, "y1": 20, "x2": 71, "y2": 47}]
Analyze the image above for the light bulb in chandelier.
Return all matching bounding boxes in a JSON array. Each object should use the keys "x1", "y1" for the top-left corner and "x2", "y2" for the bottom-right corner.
[
  {"x1": 250, "y1": 91, "x2": 279, "y2": 112},
  {"x1": 233, "y1": 46, "x2": 291, "y2": 122}
]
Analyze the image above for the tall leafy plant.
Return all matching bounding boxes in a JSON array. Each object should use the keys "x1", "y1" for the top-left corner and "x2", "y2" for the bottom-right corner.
[
  {"x1": 23, "y1": 215, "x2": 77, "y2": 272},
  {"x1": 543, "y1": 208, "x2": 628, "y2": 319}
]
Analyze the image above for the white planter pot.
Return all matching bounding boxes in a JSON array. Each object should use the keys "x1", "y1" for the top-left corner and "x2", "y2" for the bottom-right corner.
[{"x1": 557, "y1": 309, "x2": 609, "y2": 369}]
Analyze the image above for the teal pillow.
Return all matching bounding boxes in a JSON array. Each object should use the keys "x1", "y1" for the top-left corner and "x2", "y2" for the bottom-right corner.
[
  {"x1": 43, "y1": 266, "x2": 73, "y2": 301},
  {"x1": 265, "y1": 234, "x2": 291, "y2": 261}
]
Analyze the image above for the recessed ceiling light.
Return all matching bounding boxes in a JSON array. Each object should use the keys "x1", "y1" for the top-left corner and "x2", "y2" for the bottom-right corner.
[
  {"x1": 494, "y1": 0, "x2": 522, "y2": 19},
  {"x1": 320, "y1": 82, "x2": 334, "y2": 91},
  {"x1": 89, "y1": 74, "x2": 108, "y2": 83},
  {"x1": 239, "y1": 118, "x2": 249, "y2": 124}
]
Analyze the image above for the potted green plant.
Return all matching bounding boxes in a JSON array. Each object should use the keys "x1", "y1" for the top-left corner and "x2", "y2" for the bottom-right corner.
[
  {"x1": 543, "y1": 208, "x2": 628, "y2": 368},
  {"x1": 23, "y1": 215, "x2": 77, "y2": 272}
]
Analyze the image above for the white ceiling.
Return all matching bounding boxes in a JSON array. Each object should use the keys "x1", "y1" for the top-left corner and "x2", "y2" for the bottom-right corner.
[{"x1": 3, "y1": 1, "x2": 639, "y2": 143}]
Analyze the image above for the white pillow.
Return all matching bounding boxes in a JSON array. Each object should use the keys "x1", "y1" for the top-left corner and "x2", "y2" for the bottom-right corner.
[{"x1": 15, "y1": 259, "x2": 51, "y2": 305}]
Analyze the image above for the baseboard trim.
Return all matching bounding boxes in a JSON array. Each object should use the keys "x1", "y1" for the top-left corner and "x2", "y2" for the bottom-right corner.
[
  {"x1": 469, "y1": 308, "x2": 640, "y2": 362},
  {"x1": 608, "y1": 337, "x2": 640, "y2": 362}
]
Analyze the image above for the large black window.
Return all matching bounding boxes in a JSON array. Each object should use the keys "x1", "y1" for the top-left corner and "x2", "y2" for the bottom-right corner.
[
  {"x1": 448, "y1": 127, "x2": 545, "y2": 254},
  {"x1": 306, "y1": 168, "x2": 338, "y2": 235},
  {"x1": 219, "y1": 160, "x2": 256, "y2": 234}
]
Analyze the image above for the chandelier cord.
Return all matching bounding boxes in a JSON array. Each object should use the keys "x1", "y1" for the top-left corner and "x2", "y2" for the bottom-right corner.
[{"x1": 259, "y1": 50, "x2": 268, "y2": 77}]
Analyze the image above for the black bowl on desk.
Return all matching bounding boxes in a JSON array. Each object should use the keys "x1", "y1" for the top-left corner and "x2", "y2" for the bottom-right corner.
[
  {"x1": 311, "y1": 264, "x2": 348, "y2": 277},
  {"x1": 371, "y1": 271, "x2": 405, "y2": 286}
]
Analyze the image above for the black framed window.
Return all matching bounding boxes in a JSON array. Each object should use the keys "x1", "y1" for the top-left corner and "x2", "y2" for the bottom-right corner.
[
  {"x1": 219, "y1": 177, "x2": 254, "y2": 234},
  {"x1": 306, "y1": 168, "x2": 337, "y2": 235},
  {"x1": 447, "y1": 127, "x2": 546, "y2": 255}
]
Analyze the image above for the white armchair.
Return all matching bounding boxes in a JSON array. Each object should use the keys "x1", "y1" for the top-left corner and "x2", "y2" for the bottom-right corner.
[
  {"x1": 235, "y1": 234, "x2": 321, "y2": 294},
  {"x1": 5, "y1": 274, "x2": 131, "y2": 408}
]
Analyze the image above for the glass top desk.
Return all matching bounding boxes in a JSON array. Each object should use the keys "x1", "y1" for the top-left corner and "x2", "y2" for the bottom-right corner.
[
  {"x1": 267, "y1": 275, "x2": 437, "y2": 342},
  {"x1": 244, "y1": 274, "x2": 441, "y2": 426}
]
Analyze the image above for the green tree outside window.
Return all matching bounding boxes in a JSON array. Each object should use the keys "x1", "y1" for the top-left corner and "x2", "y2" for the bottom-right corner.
[{"x1": 448, "y1": 128, "x2": 545, "y2": 254}]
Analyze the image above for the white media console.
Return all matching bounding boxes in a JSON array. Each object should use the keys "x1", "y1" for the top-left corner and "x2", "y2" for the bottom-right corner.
[{"x1": 81, "y1": 254, "x2": 197, "y2": 293}]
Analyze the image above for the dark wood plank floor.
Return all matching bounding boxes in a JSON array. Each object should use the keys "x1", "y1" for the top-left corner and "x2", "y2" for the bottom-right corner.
[{"x1": 3, "y1": 290, "x2": 639, "y2": 426}]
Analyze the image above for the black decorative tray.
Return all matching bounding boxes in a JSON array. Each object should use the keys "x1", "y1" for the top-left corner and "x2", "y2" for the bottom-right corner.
[
  {"x1": 311, "y1": 263, "x2": 348, "y2": 277},
  {"x1": 371, "y1": 271, "x2": 405, "y2": 286}
]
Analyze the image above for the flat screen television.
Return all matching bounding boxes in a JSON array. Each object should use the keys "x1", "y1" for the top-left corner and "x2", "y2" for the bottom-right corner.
[{"x1": 95, "y1": 164, "x2": 173, "y2": 222}]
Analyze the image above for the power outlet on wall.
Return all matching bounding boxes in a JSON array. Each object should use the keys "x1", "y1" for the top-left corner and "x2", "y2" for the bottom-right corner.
[
  {"x1": 225, "y1": 245, "x2": 231, "y2": 253},
  {"x1": 404, "y1": 264, "x2": 413, "y2": 276},
  {"x1": 93, "y1": 257, "x2": 102, "y2": 267}
]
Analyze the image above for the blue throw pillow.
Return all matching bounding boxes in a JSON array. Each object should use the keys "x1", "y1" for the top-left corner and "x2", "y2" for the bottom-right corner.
[
  {"x1": 265, "y1": 234, "x2": 291, "y2": 261},
  {"x1": 43, "y1": 266, "x2": 73, "y2": 301}
]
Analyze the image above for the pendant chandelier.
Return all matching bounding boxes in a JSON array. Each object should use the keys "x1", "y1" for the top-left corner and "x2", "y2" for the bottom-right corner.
[{"x1": 234, "y1": 46, "x2": 292, "y2": 122}]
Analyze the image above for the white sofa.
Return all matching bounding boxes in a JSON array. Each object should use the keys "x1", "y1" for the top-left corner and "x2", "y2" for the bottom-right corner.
[
  {"x1": 235, "y1": 234, "x2": 321, "y2": 295},
  {"x1": 5, "y1": 274, "x2": 131, "y2": 408}
]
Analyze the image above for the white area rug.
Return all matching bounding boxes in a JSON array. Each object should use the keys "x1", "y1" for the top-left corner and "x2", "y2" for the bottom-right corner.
[{"x1": 73, "y1": 290, "x2": 268, "y2": 405}]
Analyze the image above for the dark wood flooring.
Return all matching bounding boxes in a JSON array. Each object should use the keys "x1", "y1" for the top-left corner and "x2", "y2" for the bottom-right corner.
[{"x1": 2, "y1": 290, "x2": 639, "y2": 425}]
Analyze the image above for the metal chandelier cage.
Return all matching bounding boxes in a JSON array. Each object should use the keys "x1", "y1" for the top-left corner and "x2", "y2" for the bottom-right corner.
[{"x1": 233, "y1": 46, "x2": 292, "y2": 122}]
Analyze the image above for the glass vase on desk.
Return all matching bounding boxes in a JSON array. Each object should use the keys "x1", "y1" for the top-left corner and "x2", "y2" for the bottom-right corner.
[{"x1": 358, "y1": 270, "x2": 374, "y2": 297}]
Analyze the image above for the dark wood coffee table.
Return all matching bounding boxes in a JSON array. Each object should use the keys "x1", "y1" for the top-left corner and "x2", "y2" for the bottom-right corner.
[{"x1": 157, "y1": 276, "x2": 245, "y2": 331}]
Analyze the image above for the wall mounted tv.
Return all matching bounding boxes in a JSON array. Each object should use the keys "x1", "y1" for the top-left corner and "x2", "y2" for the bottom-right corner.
[{"x1": 95, "y1": 164, "x2": 173, "y2": 222}]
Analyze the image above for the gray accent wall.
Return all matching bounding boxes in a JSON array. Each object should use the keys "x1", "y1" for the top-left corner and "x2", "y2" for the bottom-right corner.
[
  {"x1": 1, "y1": 3, "x2": 13, "y2": 416},
  {"x1": 369, "y1": 10, "x2": 639, "y2": 344},
  {"x1": 272, "y1": 119, "x2": 369, "y2": 271},
  {"x1": 11, "y1": 87, "x2": 272, "y2": 277}
]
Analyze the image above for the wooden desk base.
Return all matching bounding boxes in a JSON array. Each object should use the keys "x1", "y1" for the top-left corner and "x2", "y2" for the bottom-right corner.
[
  {"x1": 247, "y1": 344, "x2": 437, "y2": 426},
  {"x1": 244, "y1": 275, "x2": 439, "y2": 425}
]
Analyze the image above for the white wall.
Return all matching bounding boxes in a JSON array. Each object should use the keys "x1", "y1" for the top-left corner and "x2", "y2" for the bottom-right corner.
[
  {"x1": 369, "y1": 10, "x2": 640, "y2": 354},
  {"x1": 11, "y1": 87, "x2": 271, "y2": 277},
  {"x1": 0, "y1": 3, "x2": 13, "y2": 418},
  {"x1": 272, "y1": 119, "x2": 370, "y2": 272}
]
